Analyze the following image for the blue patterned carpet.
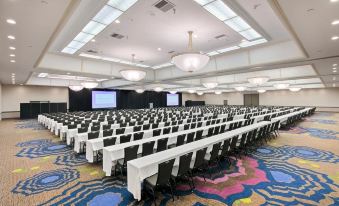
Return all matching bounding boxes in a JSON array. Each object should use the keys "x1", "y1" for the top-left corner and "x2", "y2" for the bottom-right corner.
[{"x1": 1, "y1": 113, "x2": 338, "y2": 205}]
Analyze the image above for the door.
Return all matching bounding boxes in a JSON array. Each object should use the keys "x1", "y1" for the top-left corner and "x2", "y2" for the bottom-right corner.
[
  {"x1": 243, "y1": 94, "x2": 259, "y2": 106},
  {"x1": 223, "y1": 100, "x2": 228, "y2": 105}
]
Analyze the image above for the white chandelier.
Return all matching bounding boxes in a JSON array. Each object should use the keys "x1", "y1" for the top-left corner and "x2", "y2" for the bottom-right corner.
[
  {"x1": 135, "y1": 89, "x2": 144, "y2": 93},
  {"x1": 215, "y1": 91, "x2": 222, "y2": 95},
  {"x1": 120, "y1": 54, "x2": 146, "y2": 81},
  {"x1": 235, "y1": 86, "x2": 246, "y2": 91},
  {"x1": 169, "y1": 91, "x2": 177, "y2": 94},
  {"x1": 257, "y1": 89, "x2": 266, "y2": 93},
  {"x1": 202, "y1": 82, "x2": 218, "y2": 89},
  {"x1": 188, "y1": 89, "x2": 196, "y2": 94},
  {"x1": 248, "y1": 76, "x2": 269, "y2": 85},
  {"x1": 81, "y1": 82, "x2": 98, "y2": 89},
  {"x1": 274, "y1": 83, "x2": 289, "y2": 89},
  {"x1": 197, "y1": 91, "x2": 204, "y2": 95},
  {"x1": 171, "y1": 31, "x2": 209, "y2": 72},
  {"x1": 69, "y1": 85, "x2": 84, "y2": 91},
  {"x1": 289, "y1": 87, "x2": 301, "y2": 92}
]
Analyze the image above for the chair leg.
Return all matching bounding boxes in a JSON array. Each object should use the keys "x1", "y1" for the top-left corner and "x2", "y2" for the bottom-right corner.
[{"x1": 168, "y1": 182, "x2": 175, "y2": 202}]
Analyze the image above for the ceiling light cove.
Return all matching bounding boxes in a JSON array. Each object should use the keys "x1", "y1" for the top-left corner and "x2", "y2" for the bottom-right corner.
[
  {"x1": 62, "y1": 0, "x2": 138, "y2": 54},
  {"x1": 202, "y1": 82, "x2": 218, "y2": 89},
  {"x1": 274, "y1": 83, "x2": 289, "y2": 89},
  {"x1": 248, "y1": 76, "x2": 269, "y2": 86},
  {"x1": 6, "y1": 19, "x2": 16, "y2": 24},
  {"x1": 235, "y1": 86, "x2": 246, "y2": 91}
]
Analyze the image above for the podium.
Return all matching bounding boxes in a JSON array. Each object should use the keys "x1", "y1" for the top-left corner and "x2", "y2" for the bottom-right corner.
[{"x1": 20, "y1": 101, "x2": 67, "y2": 119}]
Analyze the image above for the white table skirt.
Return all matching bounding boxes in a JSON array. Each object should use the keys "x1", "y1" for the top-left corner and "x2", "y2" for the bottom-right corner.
[
  {"x1": 127, "y1": 120, "x2": 275, "y2": 200},
  {"x1": 102, "y1": 118, "x2": 245, "y2": 176}
]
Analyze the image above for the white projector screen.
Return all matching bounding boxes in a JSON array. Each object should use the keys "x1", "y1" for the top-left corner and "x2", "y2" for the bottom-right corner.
[
  {"x1": 92, "y1": 91, "x2": 117, "y2": 109},
  {"x1": 167, "y1": 93, "x2": 179, "y2": 106}
]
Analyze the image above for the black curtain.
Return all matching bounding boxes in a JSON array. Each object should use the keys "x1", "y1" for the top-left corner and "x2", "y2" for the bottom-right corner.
[{"x1": 69, "y1": 88, "x2": 182, "y2": 111}]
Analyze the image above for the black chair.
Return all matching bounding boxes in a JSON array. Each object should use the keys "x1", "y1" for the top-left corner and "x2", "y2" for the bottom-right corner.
[
  {"x1": 171, "y1": 152, "x2": 194, "y2": 190},
  {"x1": 197, "y1": 122, "x2": 202, "y2": 127},
  {"x1": 164, "y1": 122, "x2": 170, "y2": 127},
  {"x1": 184, "y1": 124, "x2": 190, "y2": 130},
  {"x1": 172, "y1": 126, "x2": 179, "y2": 133},
  {"x1": 213, "y1": 126, "x2": 220, "y2": 135},
  {"x1": 156, "y1": 138, "x2": 168, "y2": 152},
  {"x1": 144, "y1": 159, "x2": 175, "y2": 205},
  {"x1": 103, "y1": 137, "x2": 116, "y2": 147},
  {"x1": 133, "y1": 126, "x2": 142, "y2": 132},
  {"x1": 220, "y1": 124, "x2": 226, "y2": 133},
  {"x1": 103, "y1": 124, "x2": 112, "y2": 130},
  {"x1": 143, "y1": 124, "x2": 150, "y2": 130},
  {"x1": 171, "y1": 121, "x2": 177, "y2": 126},
  {"x1": 195, "y1": 130, "x2": 203, "y2": 141},
  {"x1": 142, "y1": 141, "x2": 155, "y2": 157},
  {"x1": 133, "y1": 132, "x2": 144, "y2": 141},
  {"x1": 91, "y1": 125, "x2": 100, "y2": 132},
  {"x1": 219, "y1": 139, "x2": 231, "y2": 163},
  {"x1": 190, "y1": 123, "x2": 196, "y2": 129},
  {"x1": 129, "y1": 122, "x2": 136, "y2": 126},
  {"x1": 120, "y1": 134, "x2": 132, "y2": 144},
  {"x1": 88, "y1": 131, "x2": 99, "y2": 140},
  {"x1": 176, "y1": 134, "x2": 186, "y2": 147},
  {"x1": 120, "y1": 122, "x2": 127, "y2": 127},
  {"x1": 115, "y1": 145, "x2": 139, "y2": 177},
  {"x1": 153, "y1": 129, "x2": 161, "y2": 137},
  {"x1": 103, "y1": 129, "x2": 113, "y2": 137},
  {"x1": 190, "y1": 148, "x2": 208, "y2": 181},
  {"x1": 206, "y1": 127, "x2": 214, "y2": 137},
  {"x1": 205, "y1": 142, "x2": 222, "y2": 175},
  {"x1": 152, "y1": 123, "x2": 159, "y2": 129},
  {"x1": 163, "y1": 127, "x2": 171, "y2": 135},
  {"x1": 116, "y1": 128, "x2": 125, "y2": 135},
  {"x1": 186, "y1": 132, "x2": 195, "y2": 143}
]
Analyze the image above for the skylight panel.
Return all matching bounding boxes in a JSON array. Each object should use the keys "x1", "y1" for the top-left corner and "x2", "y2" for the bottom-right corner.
[
  {"x1": 239, "y1": 29, "x2": 262, "y2": 40},
  {"x1": 93, "y1": 5, "x2": 123, "y2": 25},
  {"x1": 207, "y1": 51, "x2": 219, "y2": 56},
  {"x1": 82, "y1": 21, "x2": 106, "y2": 35},
  {"x1": 224, "y1": 16, "x2": 251, "y2": 32},
  {"x1": 217, "y1": 46, "x2": 240, "y2": 53},
  {"x1": 204, "y1": 0, "x2": 236, "y2": 21},
  {"x1": 194, "y1": 0, "x2": 215, "y2": 6},
  {"x1": 239, "y1": 38, "x2": 267, "y2": 47},
  {"x1": 62, "y1": 47, "x2": 77, "y2": 54},
  {"x1": 74, "y1": 32, "x2": 95, "y2": 43},
  {"x1": 67, "y1": 41, "x2": 86, "y2": 50},
  {"x1": 107, "y1": 0, "x2": 138, "y2": 11}
]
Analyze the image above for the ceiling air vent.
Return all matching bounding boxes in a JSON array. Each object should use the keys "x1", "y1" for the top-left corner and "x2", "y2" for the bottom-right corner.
[
  {"x1": 87, "y1": 49, "x2": 97, "y2": 53},
  {"x1": 215, "y1": 34, "x2": 227, "y2": 40},
  {"x1": 154, "y1": 0, "x2": 175, "y2": 12},
  {"x1": 111, "y1": 33, "x2": 125, "y2": 39},
  {"x1": 168, "y1": 50, "x2": 175, "y2": 54}
]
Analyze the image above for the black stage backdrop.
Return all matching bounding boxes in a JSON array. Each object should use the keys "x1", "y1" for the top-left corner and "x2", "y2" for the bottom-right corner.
[{"x1": 69, "y1": 88, "x2": 182, "y2": 111}]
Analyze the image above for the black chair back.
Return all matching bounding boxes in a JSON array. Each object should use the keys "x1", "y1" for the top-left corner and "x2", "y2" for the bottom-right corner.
[
  {"x1": 124, "y1": 145, "x2": 139, "y2": 163},
  {"x1": 120, "y1": 134, "x2": 132, "y2": 144},
  {"x1": 133, "y1": 132, "x2": 144, "y2": 141},
  {"x1": 186, "y1": 132, "x2": 195, "y2": 143},
  {"x1": 103, "y1": 124, "x2": 111, "y2": 130},
  {"x1": 88, "y1": 131, "x2": 99, "y2": 140},
  {"x1": 183, "y1": 124, "x2": 190, "y2": 130},
  {"x1": 209, "y1": 142, "x2": 222, "y2": 162},
  {"x1": 213, "y1": 126, "x2": 220, "y2": 135},
  {"x1": 207, "y1": 127, "x2": 214, "y2": 137},
  {"x1": 133, "y1": 126, "x2": 141, "y2": 132},
  {"x1": 143, "y1": 124, "x2": 150, "y2": 130},
  {"x1": 156, "y1": 138, "x2": 168, "y2": 152},
  {"x1": 190, "y1": 123, "x2": 196, "y2": 129},
  {"x1": 103, "y1": 129, "x2": 113, "y2": 137},
  {"x1": 172, "y1": 126, "x2": 179, "y2": 133},
  {"x1": 142, "y1": 141, "x2": 155, "y2": 157},
  {"x1": 78, "y1": 127, "x2": 88, "y2": 133},
  {"x1": 195, "y1": 130, "x2": 203, "y2": 141},
  {"x1": 152, "y1": 123, "x2": 159, "y2": 129},
  {"x1": 163, "y1": 127, "x2": 171, "y2": 135},
  {"x1": 197, "y1": 122, "x2": 202, "y2": 127},
  {"x1": 177, "y1": 152, "x2": 193, "y2": 176},
  {"x1": 220, "y1": 139, "x2": 231, "y2": 156},
  {"x1": 193, "y1": 148, "x2": 207, "y2": 168},
  {"x1": 220, "y1": 124, "x2": 226, "y2": 133},
  {"x1": 176, "y1": 134, "x2": 186, "y2": 146},
  {"x1": 103, "y1": 137, "x2": 116, "y2": 147},
  {"x1": 155, "y1": 159, "x2": 175, "y2": 186},
  {"x1": 116, "y1": 128, "x2": 125, "y2": 135},
  {"x1": 68, "y1": 124, "x2": 77, "y2": 129},
  {"x1": 153, "y1": 129, "x2": 161, "y2": 137}
]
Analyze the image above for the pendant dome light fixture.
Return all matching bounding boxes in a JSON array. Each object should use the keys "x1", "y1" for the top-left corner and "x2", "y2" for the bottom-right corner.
[
  {"x1": 81, "y1": 82, "x2": 98, "y2": 89},
  {"x1": 248, "y1": 76, "x2": 269, "y2": 86},
  {"x1": 171, "y1": 31, "x2": 209, "y2": 72},
  {"x1": 169, "y1": 90, "x2": 177, "y2": 94},
  {"x1": 135, "y1": 88, "x2": 145, "y2": 93},
  {"x1": 120, "y1": 54, "x2": 146, "y2": 81},
  {"x1": 69, "y1": 85, "x2": 84, "y2": 91}
]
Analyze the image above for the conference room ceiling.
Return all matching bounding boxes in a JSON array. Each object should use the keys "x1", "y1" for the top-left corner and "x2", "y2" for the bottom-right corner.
[{"x1": 0, "y1": 0, "x2": 338, "y2": 90}]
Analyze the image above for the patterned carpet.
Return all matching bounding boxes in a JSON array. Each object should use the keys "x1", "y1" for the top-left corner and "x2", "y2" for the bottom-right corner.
[{"x1": 0, "y1": 113, "x2": 338, "y2": 206}]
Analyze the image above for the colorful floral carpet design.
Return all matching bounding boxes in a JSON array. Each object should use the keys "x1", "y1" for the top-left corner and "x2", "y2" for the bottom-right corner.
[{"x1": 0, "y1": 112, "x2": 338, "y2": 206}]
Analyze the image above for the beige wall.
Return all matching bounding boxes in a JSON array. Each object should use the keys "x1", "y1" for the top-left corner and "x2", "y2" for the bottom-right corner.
[
  {"x1": 0, "y1": 83, "x2": 2, "y2": 120},
  {"x1": 186, "y1": 88, "x2": 339, "y2": 112},
  {"x1": 1, "y1": 85, "x2": 69, "y2": 118}
]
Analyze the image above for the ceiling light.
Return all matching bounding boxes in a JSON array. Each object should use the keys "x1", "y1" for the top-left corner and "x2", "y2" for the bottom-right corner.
[
  {"x1": 224, "y1": 16, "x2": 251, "y2": 32},
  {"x1": 115, "y1": 19, "x2": 120, "y2": 23},
  {"x1": 235, "y1": 86, "x2": 246, "y2": 91},
  {"x1": 69, "y1": 85, "x2": 84, "y2": 91},
  {"x1": 217, "y1": 46, "x2": 240, "y2": 53},
  {"x1": 91, "y1": 39, "x2": 96, "y2": 42},
  {"x1": 194, "y1": 0, "x2": 215, "y2": 6},
  {"x1": 193, "y1": 34, "x2": 198, "y2": 38},
  {"x1": 67, "y1": 40, "x2": 86, "y2": 50},
  {"x1": 330, "y1": 0, "x2": 338, "y2": 2},
  {"x1": 157, "y1": 48, "x2": 162, "y2": 51},
  {"x1": 333, "y1": 67, "x2": 337, "y2": 70},
  {"x1": 239, "y1": 29, "x2": 262, "y2": 40},
  {"x1": 332, "y1": 20, "x2": 339, "y2": 25},
  {"x1": 207, "y1": 51, "x2": 219, "y2": 56},
  {"x1": 257, "y1": 89, "x2": 266, "y2": 93},
  {"x1": 74, "y1": 32, "x2": 95, "y2": 43},
  {"x1": 6, "y1": 19, "x2": 16, "y2": 24},
  {"x1": 10, "y1": 60, "x2": 15, "y2": 63},
  {"x1": 172, "y1": 31, "x2": 209, "y2": 72},
  {"x1": 81, "y1": 82, "x2": 98, "y2": 89},
  {"x1": 136, "y1": 89, "x2": 144, "y2": 93},
  {"x1": 289, "y1": 87, "x2": 301, "y2": 92},
  {"x1": 61, "y1": 47, "x2": 77, "y2": 54},
  {"x1": 169, "y1": 91, "x2": 177, "y2": 94},
  {"x1": 82, "y1": 21, "x2": 106, "y2": 35},
  {"x1": 67, "y1": 72, "x2": 71, "y2": 75},
  {"x1": 333, "y1": 64, "x2": 338, "y2": 67},
  {"x1": 9, "y1": 46, "x2": 16, "y2": 50},
  {"x1": 333, "y1": 77, "x2": 336, "y2": 81},
  {"x1": 274, "y1": 83, "x2": 290, "y2": 89},
  {"x1": 8, "y1": 35, "x2": 15, "y2": 40},
  {"x1": 248, "y1": 76, "x2": 269, "y2": 85},
  {"x1": 333, "y1": 83, "x2": 336, "y2": 87},
  {"x1": 331, "y1": 36, "x2": 339, "y2": 40},
  {"x1": 215, "y1": 91, "x2": 222, "y2": 95},
  {"x1": 20, "y1": 84, "x2": 23, "y2": 86},
  {"x1": 188, "y1": 89, "x2": 196, "y2": 94},
  {"x1": 120, "y1": 69, "x2": 146, "y2": 81},
  {"x1": 333, "y1": 70, "x2": 337, "y2": 73},
  {"x1": 38, "y1": 73, "x2": 48, "y2": 78},
  {"x1": 204, "y1": 0, "x2": 236, "y2": 21},
  {"x1": 202, "y1": 82, "x2": 218, "y2": 89},
  {"x1": 10, "y1": 54, "x2": 15, "y2": 57},
  {"x1": 107, "y1": 0, "x2": 138, "y2": 12},
  {"x1": 93, "y1": 5, "x2": 122, "y2": 25},
  {"x1": 197, "y1": 92, "x2": 204, "y2": 95},
  {"x1": 154, "y1": 87, "x2": 163, "y2": 92},
  {"x1": 239, "y1": 38, "x2": 267, "y2": 47}
]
